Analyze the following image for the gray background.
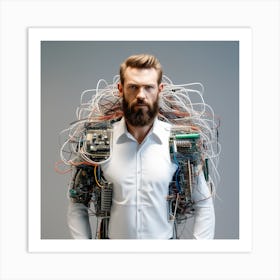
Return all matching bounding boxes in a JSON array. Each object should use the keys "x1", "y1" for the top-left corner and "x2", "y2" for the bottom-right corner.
[{"x1": 41, "y1": 41, "x2": 239, "y2": 239}]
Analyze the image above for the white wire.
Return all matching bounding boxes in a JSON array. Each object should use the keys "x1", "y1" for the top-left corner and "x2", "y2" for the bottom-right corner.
[{"x1": 58, "y1": 75, "x2": 221, "y2": 190}]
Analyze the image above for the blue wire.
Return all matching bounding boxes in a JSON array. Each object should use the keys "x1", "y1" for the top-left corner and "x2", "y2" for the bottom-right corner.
[
  {"x1": 173, "y1": 153, "x2": 182, "y2": 193},
  {"x1": 97, "y1": 165, "x2": 101, "y2": 180}
]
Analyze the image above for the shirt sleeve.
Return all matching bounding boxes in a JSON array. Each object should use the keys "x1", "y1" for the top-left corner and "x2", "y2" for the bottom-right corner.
[
  {"x1": 192, "y1": 172, "x2": 215, "y2": 239},
  {"x1": 67, "y1": 201, "x2": 92, "y2": 239}
]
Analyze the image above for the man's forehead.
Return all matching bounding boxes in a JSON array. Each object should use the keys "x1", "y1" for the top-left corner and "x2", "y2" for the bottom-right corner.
[{"x1": 124, "y1": 67, "x2": 158, "y2": 84}]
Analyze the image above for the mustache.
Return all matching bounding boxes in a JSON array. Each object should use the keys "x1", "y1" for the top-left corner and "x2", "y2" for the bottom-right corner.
[{"x1": 131, "y1": 99, "x2": 149, "y2": 107}]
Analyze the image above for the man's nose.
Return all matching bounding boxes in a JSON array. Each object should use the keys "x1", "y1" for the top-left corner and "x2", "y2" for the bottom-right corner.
[{"x1": 136, "y1": 87, "x2": 145, "y2": 99}]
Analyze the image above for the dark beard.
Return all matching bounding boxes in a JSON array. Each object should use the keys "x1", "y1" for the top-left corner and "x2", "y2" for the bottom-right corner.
[{"x1": 122, "y1": 96, "x2": 159, "y2": 127}]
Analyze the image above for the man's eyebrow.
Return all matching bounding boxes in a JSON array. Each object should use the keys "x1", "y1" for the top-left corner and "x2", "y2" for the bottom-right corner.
[{"x1": 126, "y1": 83, "x2": 155, "y2": 86}]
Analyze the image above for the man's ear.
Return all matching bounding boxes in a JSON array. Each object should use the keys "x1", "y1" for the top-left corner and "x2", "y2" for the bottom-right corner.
[
  {"x1": 158, "y1": 83, "x2": 164, "y2": 93},
  {"x1": 118, "y1": 83, "x2": 123, "y2": 97}
]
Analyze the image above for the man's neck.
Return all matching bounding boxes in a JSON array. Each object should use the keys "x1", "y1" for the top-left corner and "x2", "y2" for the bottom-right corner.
[{"x1": 125, "y1": 120, "x2": 154, "y2": 144}]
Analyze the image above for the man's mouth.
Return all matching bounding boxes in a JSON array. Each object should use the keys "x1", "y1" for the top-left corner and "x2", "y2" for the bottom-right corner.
[
  {"x1": 132, "y1": 100, "x2": 148, "y2": 107},
  {"x1": 134, "y1": 104, "x2": 149, "y2": 111}
]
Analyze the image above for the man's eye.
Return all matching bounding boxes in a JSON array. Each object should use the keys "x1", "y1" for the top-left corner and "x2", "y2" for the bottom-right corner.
[
  {"x1": 145, "y1": 85, "x2": 155, "y2": 91},
  {"x1": 129, "y1": 85, "x2": 138, "y2": 90}
]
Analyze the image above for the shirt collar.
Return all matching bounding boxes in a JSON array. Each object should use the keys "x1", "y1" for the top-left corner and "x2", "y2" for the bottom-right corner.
[{"x1": 115, "y1": 117, "x2": 170, "y2": 144}]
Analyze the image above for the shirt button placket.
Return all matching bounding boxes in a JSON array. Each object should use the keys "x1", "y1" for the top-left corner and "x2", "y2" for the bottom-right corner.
[{"x1": 136, "y1": 149, "x2": 142, "y2": 238}]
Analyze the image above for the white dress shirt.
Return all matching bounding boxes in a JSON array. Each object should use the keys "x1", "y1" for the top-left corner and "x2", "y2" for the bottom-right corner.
[{"x1": 67, "y1": 117, "x2": 215, "y2": 239}]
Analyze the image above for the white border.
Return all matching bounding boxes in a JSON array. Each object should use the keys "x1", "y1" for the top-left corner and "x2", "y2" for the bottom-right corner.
[{"x1": 28, "y1": 27, "x2": 252, "y2": 253}]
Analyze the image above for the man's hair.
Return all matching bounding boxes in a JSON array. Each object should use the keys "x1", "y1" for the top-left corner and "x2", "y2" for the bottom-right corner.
[{"x1": 119, "y1": 54, "x2": 163, "y2": 85}]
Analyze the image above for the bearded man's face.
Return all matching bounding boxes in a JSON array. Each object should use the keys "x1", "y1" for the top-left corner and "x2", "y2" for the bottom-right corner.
[{"x1": 118, "y1": 67, "x2": 162, "y2": 127}]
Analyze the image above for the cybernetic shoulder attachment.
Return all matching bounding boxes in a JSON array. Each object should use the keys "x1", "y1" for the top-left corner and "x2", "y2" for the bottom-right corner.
[
  {"x1": 67, "y1": 121, "x2": 114, "y2": 239},
  {"x1": 167, "y1": 126, "x2": 209, "y2": 223}
]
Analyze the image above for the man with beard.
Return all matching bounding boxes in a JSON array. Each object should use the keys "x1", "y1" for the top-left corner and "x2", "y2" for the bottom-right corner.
[{"x1": 67, "y1": 54, "x2": 215, "y2": 239}]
